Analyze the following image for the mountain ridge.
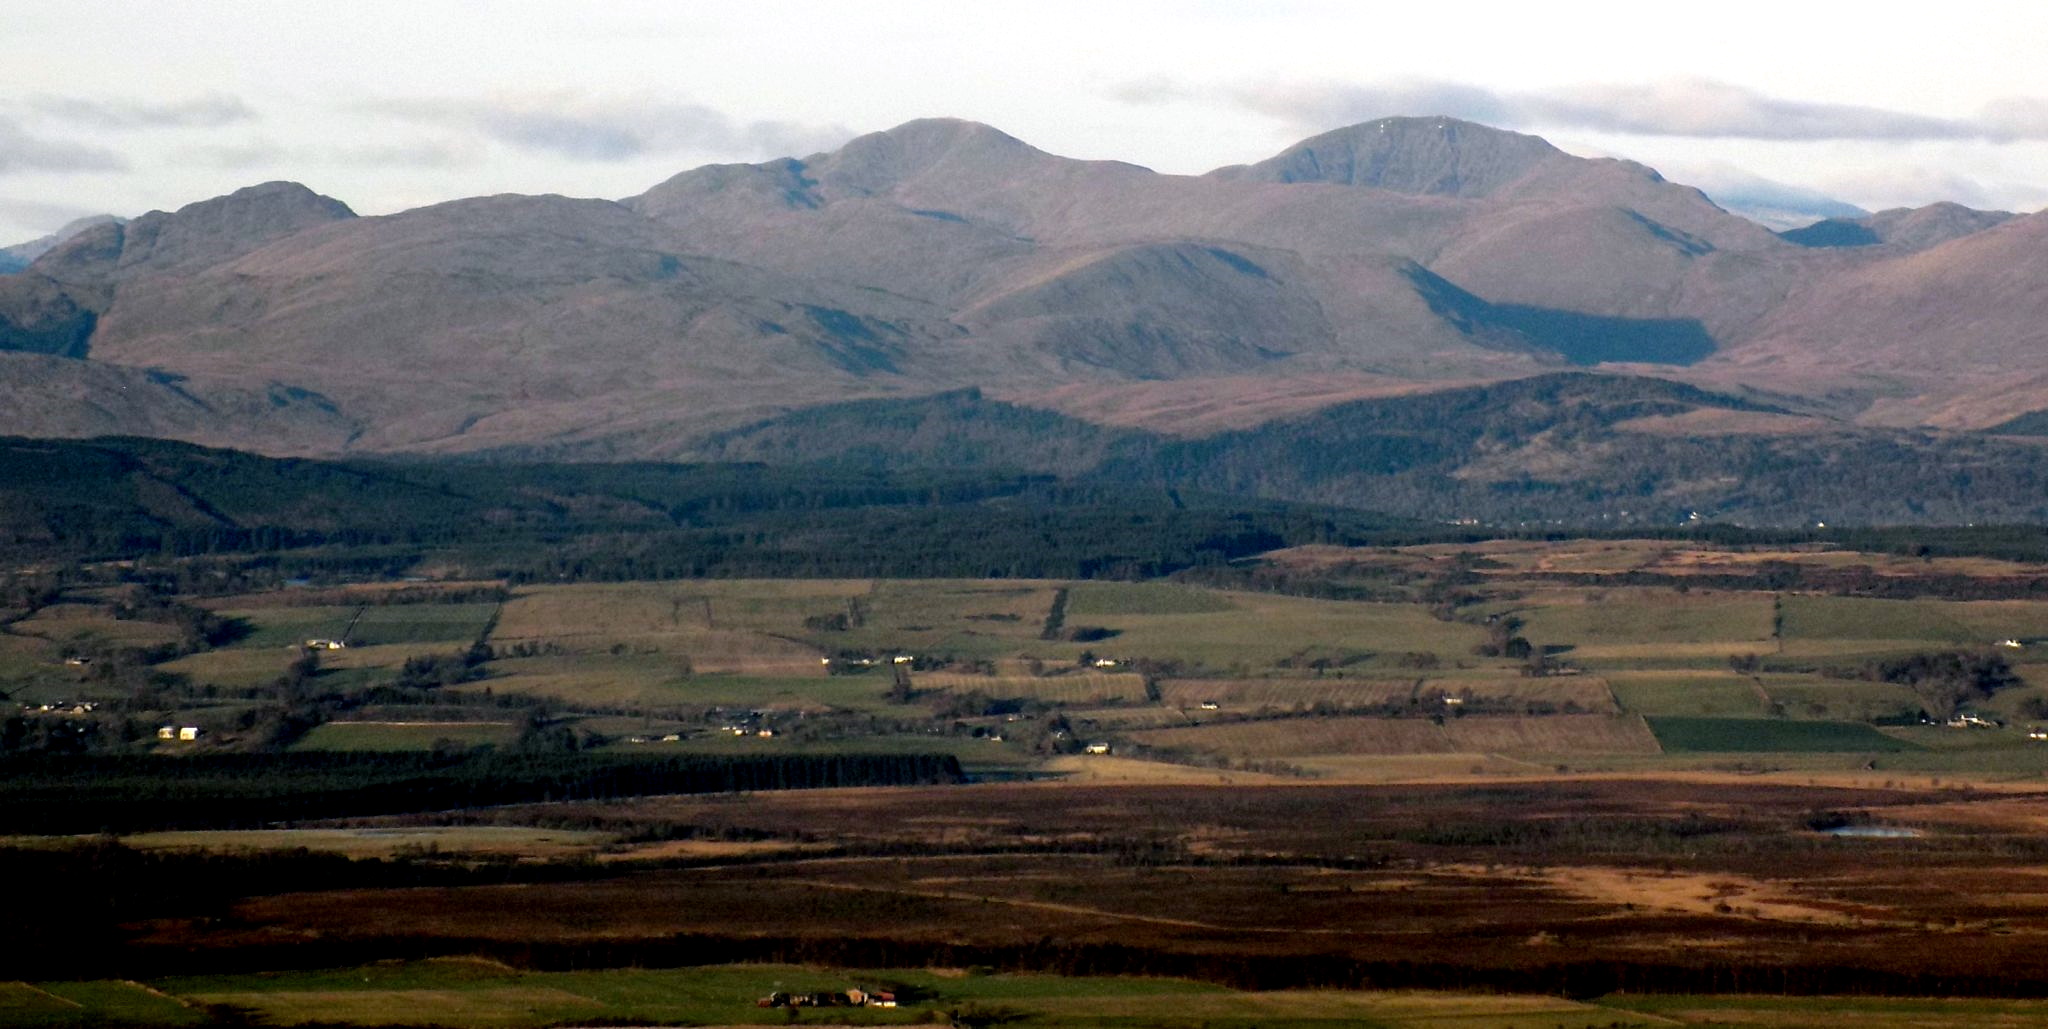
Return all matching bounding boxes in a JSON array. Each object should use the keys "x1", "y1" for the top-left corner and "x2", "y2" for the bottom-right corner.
[{"x1": 0, "y1": 113, "x2": 2041, "y2": 471}]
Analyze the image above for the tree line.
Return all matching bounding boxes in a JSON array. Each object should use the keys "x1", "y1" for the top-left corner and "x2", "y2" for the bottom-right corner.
[{"x1": 0, "y1": 751, "x2": 964, "y2": 834}]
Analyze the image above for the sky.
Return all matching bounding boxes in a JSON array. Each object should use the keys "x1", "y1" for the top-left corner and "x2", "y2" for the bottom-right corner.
[{"x1": 5, "y1": 0, "x2": 2048, "y2": 240}]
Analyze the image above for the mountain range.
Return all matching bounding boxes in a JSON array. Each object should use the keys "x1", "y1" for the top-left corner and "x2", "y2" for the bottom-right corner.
[{"x1": 2, "y1": 116, "x2": 2043, "y2": 525}]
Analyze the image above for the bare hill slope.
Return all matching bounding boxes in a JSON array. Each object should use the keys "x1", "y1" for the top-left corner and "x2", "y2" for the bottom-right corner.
[{"x1": 0, "y1": 115, "x2": 2041, "y2": 460}]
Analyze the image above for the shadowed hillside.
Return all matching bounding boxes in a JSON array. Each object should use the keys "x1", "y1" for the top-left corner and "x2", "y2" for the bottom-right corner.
[{"x1": 691, "y1": 374, "x2": 2048, "y2": 527}]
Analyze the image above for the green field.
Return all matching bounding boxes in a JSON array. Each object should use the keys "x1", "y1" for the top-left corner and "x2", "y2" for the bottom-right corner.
[
  {"x1": 1759, "y1": 676, "x2": 1920, "y2": 722},
  {"x1": 816, "y1": 580, "x2": 1061, "y2": 660},
  {"x1": 29, "y1": 960, "x2": 2035, "y2": 1028},
  {"x1": 157, "y1": 646, "x2": 299, "y2": 690},
  {"x1": 0, "y1": 979, "x2": 204, "y2": 1027},
  {"x1": 346, "y1": 602, "x2": 499, "y2": 646},
  {"x1": 1597, "y1": 991, "x2": 2048, "y2": 1027},
  {"x1": 1647, "y1": 716, "x2": 1916, "y2": 753},
  {"x1": 1065, "y1": 581, "x2": 1237, "y2": 616},
  {"x1": 12, "y1": 549, "x2": 2048, "y2": 795},
  {"x1": 1032, "y1": 591, "x2": 1489, "y2": 671},
  {"x1": 1517, "y1": 588, "x2": 1775, "y2": 648},
  {"x1": 1779, "y1": 595, "x2": 1979, "y2": 647},
  {"x1": 292, "y1": 721, "x2": 519, "y2": 751},
  {"x1": 489, "y1": 580, "x2": 869, "y2": 670},
  {"x1": 459, "y1": 656, "x2": 897, "y2": 712},
  {"x1": 648, "y1": 731, "x2": 1034, "y2": 768},
  {"x1": 916, "y1": 671, "x2": 1149, "y2": 705},
  {"x1": 1608, "y1": 673, "x2": 1769, "y2": 717},
  {"x1": 12, "y1": 604, "x2": 181, "y2": 648},
  {"x1": 2, "y1": 961, "x2": 1647, "y2": 1029},
  {"x1": 217, "y1": 604, "x2": 360, "y2": 649}
]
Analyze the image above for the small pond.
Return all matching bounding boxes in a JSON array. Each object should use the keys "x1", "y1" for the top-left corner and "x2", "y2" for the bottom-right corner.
[{"x1": 1822, "y1": 825, "x2": 1923, "y2": 839}]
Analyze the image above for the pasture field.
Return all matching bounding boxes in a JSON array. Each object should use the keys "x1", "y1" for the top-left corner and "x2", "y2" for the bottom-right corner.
[
  {"x1": 646, "y1": 728, "x2": 1035, "y2": 767},
  {"x1": 1033, "y1": 590, "x2": 1490, "y2": 671},
  {"x1": 1398, "y1": 537, "x2": 2048, "y2": 584},
  {"x1": 315, "y1": 641, "x2": 466, "y2": 671},
  {"x1": 1063, "y1": 706, "x2": 1203, "y2": 730},
  {"x1": 215, "y1": 604, "x2": 360, "y2": 649},
  {"x1": 0, "y1": 980, "x2": 202, "y2": 1027},
  {"x1": 1779, "y1": 595, "x2": 1982, "y2": 648},
  {"x1": 1606, "y1": 671, "x2": 1769, "y2": 717},
  {"x1": 346, "y1": 602, "x2": 498, "y2": 646},
  {"x1": 1647, "y1": 716, "x2": 1915, "y2": 753},
  {"x1": 1758, "y1": 675, "x2": 1920, "y2": 721},
  {"x1": 1128, "y1": 714, "x2": 1658, "y2": 759},
  {"x1": 455, "y1": 655, "x2": 892, "y2": 712},
  {"x1": 28, "y1": 963, "x2": 2048, "y2": 1029},
  {"x1": 1598, "y1": 993, "x2": 2048, "y2": 1028},
  {"x1": 915, "y1": 671, "x2": 1149, "y2": 705},
  {"x1": 1152, "y1": 675, "x2": 1617, "y2": 714},
  {"x1": 1155, "y1": 676, "x2": 1418, "y2": 710},
  {"x1": 1064, "y1": 580, "x2": 1237, "y2": 615},
  {"x1": 9, "y1": 544, "x2": 2042, "y2": 780},
  {"x1": 1779, "y1": 595, "x2": 2048, "y2": 650},
  {"x1": 292, "y1": 720, "x2": 519, "y2": 751},
  {"x1": 1516, "y1": 587, "x2": 1776, "y2": 648},
  {"x1": 103, "y1": 826, "x2": 606, "y2": 859},
  {"x1": 489, "y1": 579, "x2": 867, "y2": 656},
  {"x1": 4, "y1": 962, "x2": 1698, "y2": 1029},
  {"x1": 12, "y1": 603, "x2": 180, "y2": 648},
  {"x1": 823, "y1": 579, "x2": 1062, "y2": 659},
  {"x1": 156, "y1": 646, "x2": 298, "y2": 690},
  {"x1": 0, "y1": 635, "x2": 77, "y2": 702}
]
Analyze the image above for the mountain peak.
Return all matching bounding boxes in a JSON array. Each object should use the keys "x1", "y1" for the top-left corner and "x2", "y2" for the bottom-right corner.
[
  {"x1": 1211, "y1": 116, "x2": 1568, "y2": 198},
  {"x1": 1779, "y1": 201, "x2": 2016, "y2": 252},
  {"x1": 807, "y1": 117, "x2": 1044, "y2": 196},
  {"x1": 161, "y1": 181, "x2": 355, "y2": 231},
  {"x1": 111, "y1": 181, "x2": 354, "y2": 275},
  {"x1": 0, "y1": 214, "x2": 124, "y2": 275}
]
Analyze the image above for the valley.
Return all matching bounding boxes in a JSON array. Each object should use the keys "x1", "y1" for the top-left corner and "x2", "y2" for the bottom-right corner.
[{"x1": 11, "y1": 526, "x2": 2048, "y2": 1025}]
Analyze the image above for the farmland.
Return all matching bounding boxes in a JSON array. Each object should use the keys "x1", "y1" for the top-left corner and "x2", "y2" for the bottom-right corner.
[
  {"x1": 13, "y1": 537, "x2": 2048, "y2": 776},
  {"x1": 10, "y1": 534, "x2": 2048, "y2": 1024}
]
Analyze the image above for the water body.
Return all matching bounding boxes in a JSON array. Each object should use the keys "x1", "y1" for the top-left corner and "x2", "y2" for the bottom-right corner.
[{"x1": 1823, "y1": 825, "x2": 1923, "y2": 839}]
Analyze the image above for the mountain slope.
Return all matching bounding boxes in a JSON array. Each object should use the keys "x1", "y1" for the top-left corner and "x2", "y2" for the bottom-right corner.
[
  {"x1": 1778, "y1": 202, "x2": 2014, "y2": 252},
  {"x1": 1210, "y1": 116, "x2": 1568, "y2": 196},
  {"x1": 690, "y1": 374, "x2": 2048, "y2": 527},
  {"x1": 0, "y1": 115, "x2": 2041, "y2": 467},
  {"x1": 1727, "y1": 209, "x2": 2048, "y2": 427},
  {"x1": 0, "y1": 215, "x2": 124, "y2": 275}
]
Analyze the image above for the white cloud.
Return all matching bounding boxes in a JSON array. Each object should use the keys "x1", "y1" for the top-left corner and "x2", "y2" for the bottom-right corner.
[
  {"x1": 177, "y1": 137, "x2": 479, "y2": 172},
  {"x1": 1122, "y1": 75, "x2": 2048, "y2": 143},
  {"x1": 1811, "y1": 166, "x2": 2031, "y2": 214},
  {"x1": 23, "y1": 93, "x2": 256, "y2": 130},
  {"x1": 0, "y1": 117, "x2": 127, "y2": 173},
  {"x1": 363, "y1": 92, "x2": 855, "y2": 163}
]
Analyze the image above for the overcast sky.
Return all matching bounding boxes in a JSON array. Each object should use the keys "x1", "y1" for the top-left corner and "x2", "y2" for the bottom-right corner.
[{"x1": 5, "y1": 0, "x2": 2048, "y2": 240}]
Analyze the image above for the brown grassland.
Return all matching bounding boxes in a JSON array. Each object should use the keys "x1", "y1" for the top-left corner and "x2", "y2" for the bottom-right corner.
[{"x1": 126, "y1": 775, "x2": 2048, "y2": 1002}]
